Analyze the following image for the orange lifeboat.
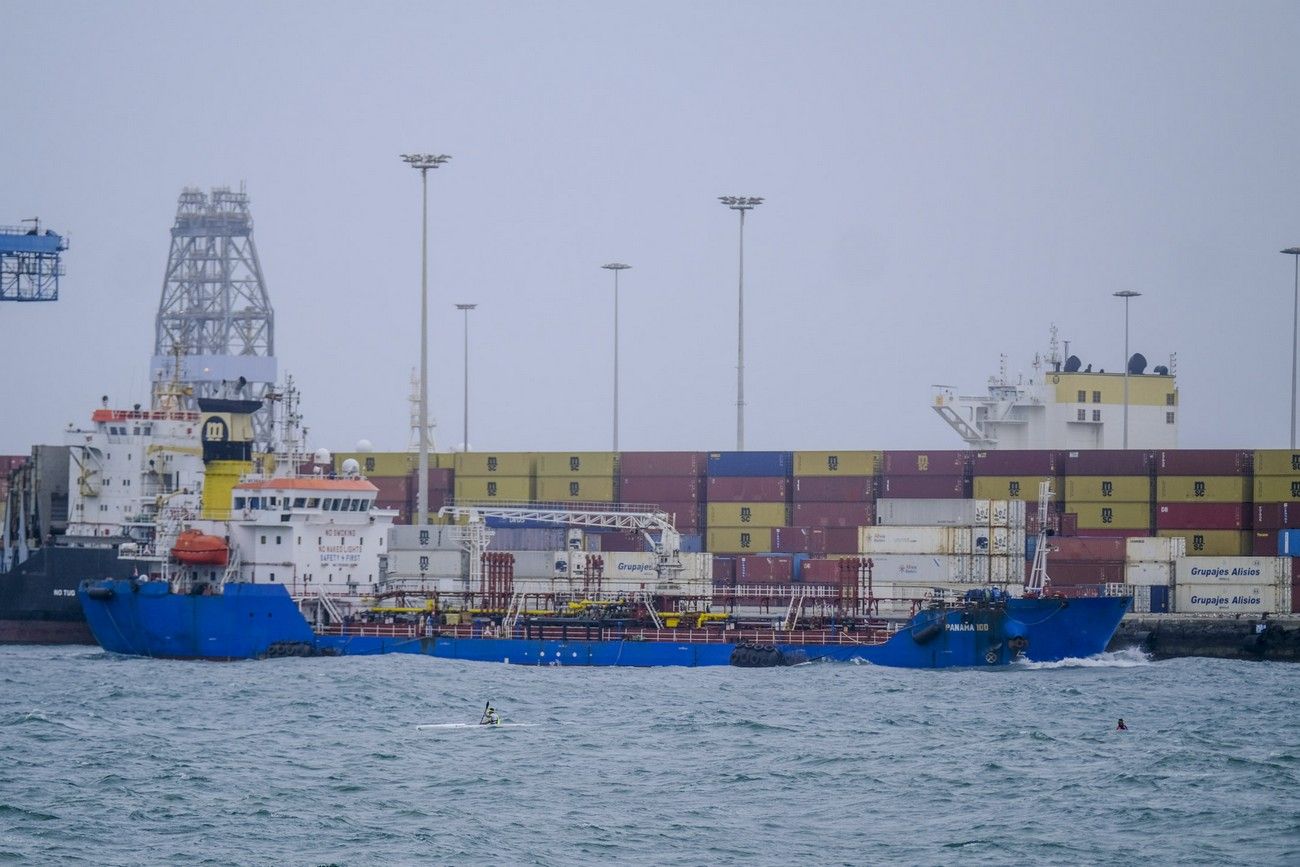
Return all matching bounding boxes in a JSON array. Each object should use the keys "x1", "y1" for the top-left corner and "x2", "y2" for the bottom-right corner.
[{"x1": 171, "y1": 529, "x2": 229, "y2": 566}]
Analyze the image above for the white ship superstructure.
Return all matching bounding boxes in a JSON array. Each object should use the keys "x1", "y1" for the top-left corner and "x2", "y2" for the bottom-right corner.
[{"x1": 932, "y1": 327, "x2": 1179, "y2": 450}]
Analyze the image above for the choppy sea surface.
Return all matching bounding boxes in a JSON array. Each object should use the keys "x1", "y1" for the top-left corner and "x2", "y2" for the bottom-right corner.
[{"x1": 2, "y1": 646, "x2": 1299, "y2": 866}]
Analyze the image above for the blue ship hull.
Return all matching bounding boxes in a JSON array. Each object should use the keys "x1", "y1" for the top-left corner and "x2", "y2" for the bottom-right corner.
[{"x1": 78, "y1": 579, "x2": 1129, "y2": 668}]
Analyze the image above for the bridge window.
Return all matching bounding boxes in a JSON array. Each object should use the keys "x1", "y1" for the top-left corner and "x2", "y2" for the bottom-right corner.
[
  {"x1": 1092, "y1": 391, "x2": 1101, "y2": 403},
  {"x1": 293, "y1": 498, "x2": 306, "y2": 508},
  {"x1": 1167, "y1": 412, "x2": 1175, "y2": 424},
  {"x1": 1092, "y1": 410, "x2": 1101, "y2": 421},
  {"x1": 1077, "y1": 409, "x2": 1086, "y2": 421},
  {"x1": 307, "y1": 498, "x2": 319, "y2": 508},
  {"x1": 1077, "y1": 390, "x2": 1086, "y2": 402},
  {"x1": 234, "y1": 497, "x2": 246, "y2": 509}
]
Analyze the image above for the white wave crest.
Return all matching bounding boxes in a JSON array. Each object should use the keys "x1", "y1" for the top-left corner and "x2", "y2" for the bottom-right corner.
[{"x1": 1014, "y1": 647, "x2": 1153, "y2": 670}]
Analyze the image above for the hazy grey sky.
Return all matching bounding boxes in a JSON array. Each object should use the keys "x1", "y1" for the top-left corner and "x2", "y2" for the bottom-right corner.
[{"x1": 4, "y1": 1, "x2": 1299, "y2": 455}]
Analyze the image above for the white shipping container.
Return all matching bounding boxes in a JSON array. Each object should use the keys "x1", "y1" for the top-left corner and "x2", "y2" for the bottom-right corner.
[
  {"x1": 875, "y1": 499, "x2": 991, "y2": 527},
  {"x1": 1174, "y1": 557, "x2": 1287, "y2": 586},
  {"x1": 1131, "y1": 585, "x2": 1152, "y2": 613},
  {"x1": 387, "y1": 525, "x2": 463, "y2": 550},
  {"x1": 859, "y1": 526, "x2": 972, "y2": 555},
  {"x1": 383, "y1": 549, "x2": 465, "y2": 578},
  {"x1": 1126, "y1": 561, "x2": 1173, "y2": 587},
  {"x1": 863, "y1": 553, "x2": 976, "y2": 584},
  {"x1": 1174, "y1": 583, "x2": 1287, "y2": 615},
  {"x1": 973, "y1": 526, "x2": 1011, "y2": 556},
  {"x1": 1126, "y1": 536, "x2": 1185, "y2": 563}
]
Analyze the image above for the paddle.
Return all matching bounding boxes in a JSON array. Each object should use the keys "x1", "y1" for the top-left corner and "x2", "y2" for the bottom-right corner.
[{"x1": 480, "y1": 700, "x2": 490, "y2": 725}]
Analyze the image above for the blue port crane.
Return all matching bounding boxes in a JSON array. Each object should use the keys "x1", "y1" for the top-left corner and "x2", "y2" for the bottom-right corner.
[{"x1": 0, "y1": 218, "x2": 67, "y2": 302}]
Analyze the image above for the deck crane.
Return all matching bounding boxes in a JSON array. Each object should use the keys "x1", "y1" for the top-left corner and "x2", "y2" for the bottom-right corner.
[
  {"x1": 437, "y1": 500, "x2": 686, "y2": 624},
  {"x1": 0, "y1": 218, "x2": 67, "y2": 302}
]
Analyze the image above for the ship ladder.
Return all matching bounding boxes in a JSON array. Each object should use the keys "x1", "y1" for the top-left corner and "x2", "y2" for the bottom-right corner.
[
  {"x1": 783, "y1": 588, "x2": 806, "y2": 631},
  {"x1": 637, "y1": 593, "x2": 663, "y2": 630},
  {"x1": 502, "y1": 592, "x2": 524, "y2": 634},
  {"x1": 316, "y1": 588, "x2": 345, "y2": 627}
]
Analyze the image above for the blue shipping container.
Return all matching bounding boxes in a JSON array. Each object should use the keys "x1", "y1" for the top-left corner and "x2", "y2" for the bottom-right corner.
[
  {"x1": 1149, "y1": 584, "x2": 1169, "y2": 613},
  {"x1": 1279, "y1": 530, "x2": 1300, "y2": 556},
  {"x1": 707, "y1": 451, "x2": 794, "y2": 478},
  {"x1": 680, "y1": 533, "x2": 704, "y2": 553}
]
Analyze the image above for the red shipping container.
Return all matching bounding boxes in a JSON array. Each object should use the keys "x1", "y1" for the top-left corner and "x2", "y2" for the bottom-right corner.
[
  {"x1": 1254, "y1": 503, "x2": 1300, "y2": 530},
  {"x1": 1154, "y1": 449, "x2": 1252, "y2": 476},
  {"x1": 408, "y1": 468, "x2": 455, "y2": 491},
  {"x1": 791, "y1": 501, "x2": 875, "y2": 528},
  {"x1": 1156, "y1": 502, "x2": 1250, "y2": 530},
  {"x1": 1062, "y1": 450, "x2": 1152, "y2": 475},
  {"x1": 769, "y1": 527, "x2": 824, "y2": 555},
  {"x1": 371, "y1": 476, "x2": 411, "y2": 501},
  {"x1": 737, "y1": 555, "x2": 794, "y2": 582},
  {"x1": 881, "y1": 451, "x2": 970, "y2": 476},
  {"x1": 1293, "y1": 579, "x2": 1300, "y2": 613},
  {"x1": 619, "y1": 476, "x2": 702, "y2": 503},
  {"x1": 657, "y1": 501, "x2": 701, "y2": 532},
  {"x1": 1253, "y1": 531, "x2": 1278, "y2": 556},
  {"x1": 706, "y1": 476, "x2": 788, "y2": 502},
  {"x1": 1046, "y1": 561, "x2": 1126, "y2": 585},
  {"x1": 973, "y1": 450, "x2": 1061, "y2": 475},
  {"x1": 823, "y1": 527, "x2": 860, "y2": 554},
  {"x1": 617, "y1": 452, "x2": 706, "y2": 477},
  {"x1": 598, "y1": 531, "x2": 645, "y2": 552},
  {"x1": 791, "y1": 475, "x2": 875, "y2": 502},
  {"x1": 711, "y1": 556, "x2": 736, "y2": 582},
  {"x1": 879, "y1": 475, "x2": 970, "y2": 498},
  {"x1": 1046, "y1": 536, "x2": 1126, "y2": 561},
  {"x1": 800, "y1": 558, "x2": 862, "y2": 583}
]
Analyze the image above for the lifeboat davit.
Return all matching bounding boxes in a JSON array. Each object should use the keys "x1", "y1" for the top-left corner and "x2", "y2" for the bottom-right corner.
[{"x1": 171, "y1": 529, "x2": 229, "y2": 566}]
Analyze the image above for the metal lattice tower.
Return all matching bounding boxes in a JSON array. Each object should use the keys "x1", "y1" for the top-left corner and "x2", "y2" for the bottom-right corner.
[
  {"x1": 0, "y1": 219, "x2": 67, "y2": 302},
  {"x1": 151, "y1": 186, "x2": 277, "y2": 447}
]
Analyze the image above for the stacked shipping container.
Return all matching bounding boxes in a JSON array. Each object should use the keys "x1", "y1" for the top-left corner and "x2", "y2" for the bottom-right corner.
[{"x1": 1153, "y1": 450, "x2": 1252, "y2": 556}]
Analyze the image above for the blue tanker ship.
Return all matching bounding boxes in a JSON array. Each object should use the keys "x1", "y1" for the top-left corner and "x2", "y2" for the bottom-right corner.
[{"x1": 78, "y1": 578, "x2": 1128, "y2": 668}]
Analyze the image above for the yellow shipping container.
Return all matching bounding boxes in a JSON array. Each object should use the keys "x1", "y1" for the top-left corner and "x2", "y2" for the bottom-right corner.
[
  {"x1": 707, "y1": 528, "x2": 770, "y2": 553},
  {"x1": 706, "y1": 502, "x2": 789, "y2": 527},
  {"x1": 1157, "y1": 530, "x2": 1250, "y2": 557},
  {"x1": 1070, "y1": 502, "x2": 1151, "y2": 530},
  {"x1": 535, "y1": 452, "x2": 617, "y2": 477},
  {"x1": 334, "y1": 451, "x2": 455, "y2": 476},
  {"x1": 536, "y1": 476, "x2": 616, "y2": 502},
  {"x1": 453, "y1": 452, "x2": 537, "y2": 476},
  {"x1": 1253, "y1": 451, "x2": 1300, "y2": 476},
  {"x1": 453, "y1": 476, "x2": 534, "y2": 502},
  {"x1": 972, "y1": 476, "x2": 1060, "y2": 502},
  {"x1": 1156, "y1": 476, "x2": 1250, "y2": 503},
  {"x1": 793, "y1": 451, "x2": 882, "y2": 476},
  {"x1": 333, "y1": 451, "x2": 413, "y2": 477},
  {"x1": 1063, "y1": 476, "x2": 1151, "y2": 503},
  {"x1": 1254, "y1": 476, "x2": 1300, "y2": 502},
  {"x1": 202, "y1": 459, "x2": 254, "y2": 520}
]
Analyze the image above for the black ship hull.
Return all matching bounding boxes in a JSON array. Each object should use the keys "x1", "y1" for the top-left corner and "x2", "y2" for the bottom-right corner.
[{"x1": 0, "y1": 545, "x2": 150, "y2": 644}]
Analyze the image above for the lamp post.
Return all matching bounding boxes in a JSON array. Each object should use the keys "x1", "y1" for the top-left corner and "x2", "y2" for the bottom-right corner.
[
  {"x1": 718, "y1": 196, "x2": 763, "y2": 451},
  {"x1": 1113, "y1": 290, "x2": 1141, "y2": 449},
  {"x1": 601, "y1": 264, "x2": 631, "y2": 451},
  {"x1": 1282, "y1": 248, "x2": 1300, "y2": 449},
  {"x1": 455, "y1": 303, "x2": 477, "y2": 452},
  {"x1": 401, "y1": 152, "x2": 451, "y2": 525}
]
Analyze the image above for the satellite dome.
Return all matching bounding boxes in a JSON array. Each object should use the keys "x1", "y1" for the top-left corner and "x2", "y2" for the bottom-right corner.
[
  {"x1": 355, "y1": 438, "x2": 374, "y2": 453},
  {"x1": 1064, "y1": 355, "x2": 1082, "y2": 373},
  {"x1": 341, "y1": 458, "x2": 361, "y2": 476},
  {"x1": 314, "y1": 447, "x2": 332, "y2": 466}
]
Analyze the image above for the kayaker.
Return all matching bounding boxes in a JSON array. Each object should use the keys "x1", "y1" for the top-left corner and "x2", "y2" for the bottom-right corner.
[
  {"x1": 1116, "y1": 718, "x2": 1128, "y2": 731},
  {"x1": 481, "y1": 705, "x2": 500, "y2": 726}
]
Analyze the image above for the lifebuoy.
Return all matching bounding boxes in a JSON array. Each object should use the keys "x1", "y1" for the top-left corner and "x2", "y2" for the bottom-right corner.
[{"x1": 985, "y1": 649, "x2": 999, "y2": 665}]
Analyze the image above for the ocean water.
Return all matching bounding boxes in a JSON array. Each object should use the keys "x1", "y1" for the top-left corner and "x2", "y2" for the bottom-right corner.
[{"x1": 2, "y1": 646, "x2": 1298, "y2": 866}]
